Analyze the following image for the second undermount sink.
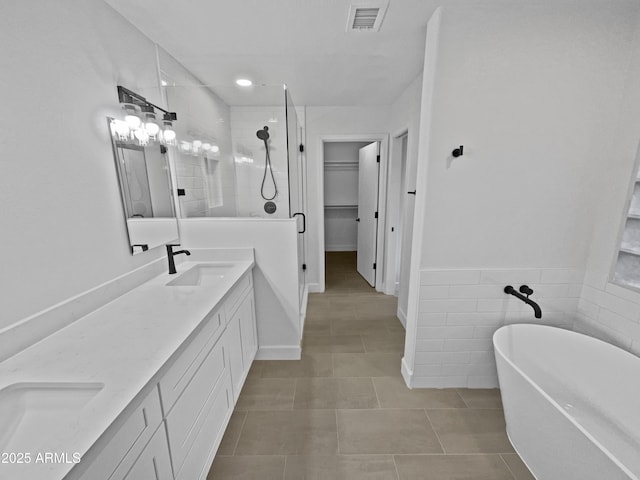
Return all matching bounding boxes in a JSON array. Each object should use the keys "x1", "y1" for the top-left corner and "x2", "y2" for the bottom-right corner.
[
  {"x1": 166, "y1": 263, "x2": 235, "y2": 287},
  {"x1": 0, "y1": 382, "x2": 104, "y2": 452}
]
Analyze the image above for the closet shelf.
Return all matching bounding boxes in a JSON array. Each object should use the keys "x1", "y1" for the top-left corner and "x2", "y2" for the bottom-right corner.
[
  {"x1": 628, "y1": 213, "x2": 640, "y2": 220},
  {"x1": 324, "y1": 204, "x2": 358, "y2": 209},
  {"x1": 324, "y1": 162, "x2": 358, "y2": 170},
  {"x1": 620, "y1": 247, "x2": 640, "y2": 256}
]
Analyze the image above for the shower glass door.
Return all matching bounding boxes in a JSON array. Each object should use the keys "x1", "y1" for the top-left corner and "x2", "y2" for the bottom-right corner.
[{"x1": 285, "y1": 88, "x2": 306, "y2": 308}]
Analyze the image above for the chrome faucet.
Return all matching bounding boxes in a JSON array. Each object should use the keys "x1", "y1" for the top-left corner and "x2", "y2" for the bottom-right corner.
[{"x1": 166, "y1": 244, "x2": 191, "y2": 274}]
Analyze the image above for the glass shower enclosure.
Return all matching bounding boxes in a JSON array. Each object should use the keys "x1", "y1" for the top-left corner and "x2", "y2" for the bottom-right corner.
[{"x1": 160, "y1": 81, "x2": 307, "y2": 306}]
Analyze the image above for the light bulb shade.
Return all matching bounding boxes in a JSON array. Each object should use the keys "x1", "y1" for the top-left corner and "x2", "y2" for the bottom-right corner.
[
  {"x1": 202, "y1": 143, "x2": 211, "y2": 151},
  {"x1": 122, "y1": 104, "x2": 141, "y2": 131},
  {"x1": 144, "y1": 120, "x2": 160, "y2": 137},
  {"x1": 134, "y1": 127, "x2": 150, "y2": 146},
  {"x1": 125, "y1": 114, "x2": 141, "y2": 130},
  {"x1": 111, "y1": 119, "x2": 130, "y2": 141},
  {"x1": 179, "y1": 141, "x2": 192, "y2": 153},
  {"x1": 211, "y1": 145, "x2": 220, "y2": 153}
]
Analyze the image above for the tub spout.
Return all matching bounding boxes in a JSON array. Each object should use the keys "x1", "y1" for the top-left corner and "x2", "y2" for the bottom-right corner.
[{"x1": 504, "y1": 285, "x2": 542, "y2": 318}]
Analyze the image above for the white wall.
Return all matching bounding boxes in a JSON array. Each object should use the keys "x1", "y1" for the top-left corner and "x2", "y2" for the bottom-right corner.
[
  {"x1": 178, "y1": 218, "x2": 301, "y2": 359},
  {"x1": 305, "y1": 107, "x2": 390, "y2": 290},
  {"x1": 404, "y1": 3, "x2": 640, "y2": 388},
  {"x1": 0, "y1": 0, "x2": 170, "y2": 328}
]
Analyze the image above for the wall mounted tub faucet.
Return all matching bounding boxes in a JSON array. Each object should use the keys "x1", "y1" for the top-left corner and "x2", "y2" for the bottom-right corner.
[
  {"x1": 166, "y1": 244, "x2": 191, "y2": 274},
  {"x1": 504, "y1": 284, "x2": 542, "y2": 318}
]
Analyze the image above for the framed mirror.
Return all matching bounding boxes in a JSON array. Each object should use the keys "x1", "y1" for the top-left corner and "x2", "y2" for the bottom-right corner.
[{"x1": 109, "y1": 124, "x2": 179, "y2": 254}]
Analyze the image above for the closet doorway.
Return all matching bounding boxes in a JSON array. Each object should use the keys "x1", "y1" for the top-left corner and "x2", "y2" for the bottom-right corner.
[{"x1": 319, "y1": 135, "x2": 388, "y2": 292}]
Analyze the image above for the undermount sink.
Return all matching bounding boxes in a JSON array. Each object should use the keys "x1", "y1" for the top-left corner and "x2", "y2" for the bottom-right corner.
[
  {"x1": 166, "y1": 263, "x2": 234, "y2": 287},
  {"x1": 0, "y1": 382, "x2": 104, "y2": 451}
]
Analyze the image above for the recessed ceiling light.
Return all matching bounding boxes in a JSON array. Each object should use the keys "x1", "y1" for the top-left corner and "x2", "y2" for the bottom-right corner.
[{"x1": 236, "y1": 79, "x2": 252, "y2": 87}]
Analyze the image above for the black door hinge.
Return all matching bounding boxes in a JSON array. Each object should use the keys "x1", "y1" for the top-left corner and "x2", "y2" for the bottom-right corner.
[
  {"x1": 299, "y1": 144, "x2": 304, "y2": 152},
  {"x1": 374, "y1": 211, "x2": 378, "y2": 219},
  {"x1": 376, "y1": 154, "x2": 380, "y2": 163},
  {"x1": 302, "y1": 263, "x2": 307, "y2": 271},
  {"x1": 373, "y1": 263, "x2": 377, "y2": 270},
  {"x1": 160, "y1": 145, "x2": 167, "y2": 154},
  {"x1": 177, "y1": 188, "x2": 186, "y2": 196}
]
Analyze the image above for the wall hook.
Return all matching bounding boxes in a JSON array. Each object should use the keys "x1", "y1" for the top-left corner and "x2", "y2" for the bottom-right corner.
[{"x1": 452, "y1": 145, "x2": 464, "y2": 157}]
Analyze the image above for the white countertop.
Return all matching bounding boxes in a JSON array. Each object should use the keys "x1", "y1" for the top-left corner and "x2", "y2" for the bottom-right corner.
[{"x1": 0, "y1": 252, "x2": 254, "y2": 480}]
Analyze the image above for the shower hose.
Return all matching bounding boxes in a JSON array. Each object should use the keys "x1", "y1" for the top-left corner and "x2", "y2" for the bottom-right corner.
[{"x1": 261, "y1": 141, "x2": 278, "y2": 201}]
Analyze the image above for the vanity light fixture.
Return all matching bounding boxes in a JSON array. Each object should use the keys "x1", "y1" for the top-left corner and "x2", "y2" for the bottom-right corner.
[
  {"x1": 211, "y1": 145, "x2": 220, "y2": 154},
  {"x1": 113, "y1": 86, "x2": 177, "y2": 147},
  {"x1": 236, "y1": 78, "x2": 252, "y2": 87}
]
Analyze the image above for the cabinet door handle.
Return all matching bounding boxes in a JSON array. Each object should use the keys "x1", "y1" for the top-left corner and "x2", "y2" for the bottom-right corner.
[
  {"x1": 355, "y1": 218, "x2": 360, "y2": 222},
  {"x1": 407, "y1": 190, "x2": 416, "y2": 195}
]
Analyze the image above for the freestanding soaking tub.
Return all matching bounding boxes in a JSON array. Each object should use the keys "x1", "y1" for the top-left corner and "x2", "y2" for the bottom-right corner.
[{"x1": 493, "y1": 324, "x2": 640, "y2": 480}]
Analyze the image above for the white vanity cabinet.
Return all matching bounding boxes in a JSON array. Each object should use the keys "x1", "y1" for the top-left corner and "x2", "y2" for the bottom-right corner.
[
  {"x1": 74, "y1": 388, "x2": 168, "y2": 480},
  {"x1": 226, "y1": 292, "x2": 258, "y2": 400},
  {"x1": 68, "y1": 269, "x2": 256, "y2": 480}
]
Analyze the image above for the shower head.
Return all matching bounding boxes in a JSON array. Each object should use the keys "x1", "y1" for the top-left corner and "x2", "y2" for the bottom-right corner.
[{"x1": 256, "y1": 126, "x2": 270, "y2": 141}]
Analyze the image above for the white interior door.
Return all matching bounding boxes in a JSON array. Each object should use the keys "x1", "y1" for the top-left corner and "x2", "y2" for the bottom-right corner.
[{"x1": 356, "y1": 142, "x2": 380, "y2": 287}]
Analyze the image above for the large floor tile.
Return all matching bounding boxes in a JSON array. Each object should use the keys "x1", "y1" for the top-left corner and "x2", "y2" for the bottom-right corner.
[
  {"x1": 303, "y1": 318, "x2": 332, "y2": 336},
  {"x1": 235, "y1": 410, "x2": 338, "y2": 455},
  {"x1": 394, "y1": 454, "x2": 514, "y2": 480},
  {"x1": 303, "y1": 334, "x2": 365, "y2": 353},
  {"x1": 284, "y1": 455, "x2": 398, "y2": 480},
  {"x1": 426, "y1": 408, "x2": 514, "y2": 453},
  {"x1": 385, "y1": 316, "x2": 406, "y2": 333},
  {"x1": 362, "y1": 332, "x2": 405, "y2": 353},
  {"x1": 294, "y1": 377, "x2": 379, "y2": 409},
  {"x1": 235, "y1": 377, "x2": 296, "y2": 410},
  {"x1": 373, "y1": 377, "x2": 466, "y2": 409},
  {"x1": 216, "y1": 410, "x2": 246, "y2": 455},
  {"x1": 501, "y1": 453, "x2": 536, "y2": 480},
  {"x1": 331, "y1": 318, "x2": 389, "y2": 336},
  {"x1": 207, "y1": 455, "x2": 285, "y2": 479},
  {"x1": 337, "y1": 409, "x2": 443, "y2": 454},
  {"x1": 258, "y1": 353, "x2": 333, "y2": 378},
  {"x1": 333, "y1": 352, "x2": 401, "y2": 377},
  {"x1": 306, "y1": 308, "x2": 357, "y2": 321},
  {"x1": 456, "y1": 388, "x2": 503, "y2": 409}
]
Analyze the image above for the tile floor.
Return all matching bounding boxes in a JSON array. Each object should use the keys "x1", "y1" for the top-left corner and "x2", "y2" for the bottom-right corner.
[{"x1": 208, "y1": 252, "x2": 535, "y2": 479}]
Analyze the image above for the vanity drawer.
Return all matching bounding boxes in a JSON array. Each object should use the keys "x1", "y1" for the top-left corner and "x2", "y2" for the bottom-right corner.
[
  {"x1": 224, "y1": 272, "x2": 252, "y2": 318},
  {"x1": 175, "y1": 373, "x2": 232, "y2": 480},
  {"x1": 165, "y1": 338, "x2": 227, "y2": 476},
  {"x1": 121, "y1": 424, "x2": 173, "y2": 480},
  {"x1": 159, "y1": 307, "x2": 224, "y2": 414},
  {"x1": 78, "y1": 388, "x2": 163, "y2": 480}
]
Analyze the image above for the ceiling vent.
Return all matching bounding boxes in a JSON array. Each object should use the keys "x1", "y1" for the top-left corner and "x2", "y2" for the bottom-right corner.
[{"x1": 346, "y1": 2, "x2": 388, "y2": 32}]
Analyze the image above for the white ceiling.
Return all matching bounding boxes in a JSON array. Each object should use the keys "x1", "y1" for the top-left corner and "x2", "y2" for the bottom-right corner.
[{"x1": 104, "y1": 0, "x2": 440, "y2": 106}]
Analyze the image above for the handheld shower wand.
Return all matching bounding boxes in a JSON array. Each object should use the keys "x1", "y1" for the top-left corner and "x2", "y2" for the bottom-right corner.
[{"x1": 256, "y1": 126, "x2": 278, "y2": 201}]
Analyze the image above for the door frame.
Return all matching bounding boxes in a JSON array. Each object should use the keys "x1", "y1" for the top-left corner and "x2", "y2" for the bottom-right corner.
[
  {"x1": 383, "y1": 128, "x2": 409, "y2": 295},
  {"x1": 316, "y1": 133, "x2": 389, "y2": 292}
]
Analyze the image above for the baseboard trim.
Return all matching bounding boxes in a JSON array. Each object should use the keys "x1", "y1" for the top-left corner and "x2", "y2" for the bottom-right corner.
[
  {"x1": 325, "y1": 245, "x2": 356, "y2": 252},
  {"x1": 401, "y1": 356, "x2": 413, "y2": 388},
  {"x1": 397, "y1": 306, "x2": 407, "y2": 329},
  {"x1": 308, "y1": 283, "x2": 323, "y2": 293},
  {"x1": 256, "y1": 345, "x2": 302, "y2": 360}
]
